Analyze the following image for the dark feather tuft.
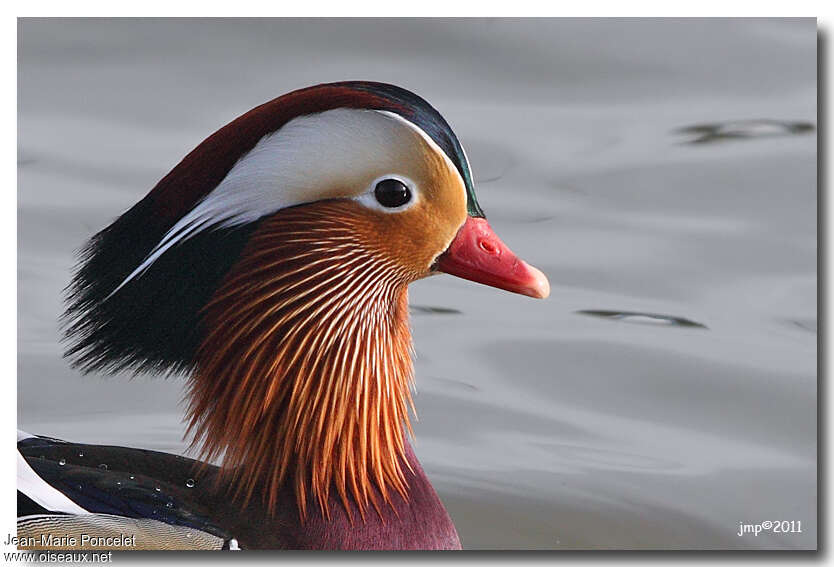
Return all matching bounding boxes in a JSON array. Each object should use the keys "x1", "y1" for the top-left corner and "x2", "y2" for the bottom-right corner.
[{"x1": 62, "y1": 196, "x2": 260, "y2": 375}]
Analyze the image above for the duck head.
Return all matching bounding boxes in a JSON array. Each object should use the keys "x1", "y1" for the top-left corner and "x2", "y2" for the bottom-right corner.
[{"x1": 63, "y1": 81, "x2": 549, "y2": 519}]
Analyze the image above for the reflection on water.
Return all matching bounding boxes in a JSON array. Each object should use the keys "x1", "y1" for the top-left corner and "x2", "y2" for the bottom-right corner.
[
  {"x1": 676, "y1": 119, "x2": 815, "y2": 144},
  {"x1": 18, "y1": 19, "x2": 816, "y2": 550},
  {"x1": 576, "y1": 310, "x2": 707, "y2": 329},
  {"x1": 788, "y1": 319, "x2": 818, "y2": 333},
  {"x1": 410, "y1": 305, "x2": 463, "y2": 315}
]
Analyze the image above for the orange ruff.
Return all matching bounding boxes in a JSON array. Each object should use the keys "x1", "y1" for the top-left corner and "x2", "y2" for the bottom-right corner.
[{"x1": 187, "y1": 201, "x2": 419, "y2": 520}]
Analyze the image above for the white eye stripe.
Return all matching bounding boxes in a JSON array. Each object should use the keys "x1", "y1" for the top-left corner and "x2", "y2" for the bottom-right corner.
[
  {"x1": 110, "y1": 108, "x2": 465, "y2": 295},
  {"x1": 375, "y1": 111, "x2": 466, "y2": 186}
]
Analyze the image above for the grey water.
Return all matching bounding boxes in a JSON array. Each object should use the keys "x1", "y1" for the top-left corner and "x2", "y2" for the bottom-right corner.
[{"x1": 17, "y1": 18, "x2": 817, "y2": 549}]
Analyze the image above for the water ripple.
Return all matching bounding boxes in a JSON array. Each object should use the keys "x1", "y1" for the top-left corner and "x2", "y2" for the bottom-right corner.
[
  {"x1": 411, "y1": 305, "x2": 463, "y2": 315},
  {"x1": 676, "y1": 119, "x2": 814, "y2": 144},
  {"x1": 576, "y1": 310, "x2": 707, "y2": 329}
]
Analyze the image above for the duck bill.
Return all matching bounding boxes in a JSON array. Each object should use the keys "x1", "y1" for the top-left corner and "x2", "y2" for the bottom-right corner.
[{"x1": 436, "y1": 217, "x2": 550, "y2": 299}]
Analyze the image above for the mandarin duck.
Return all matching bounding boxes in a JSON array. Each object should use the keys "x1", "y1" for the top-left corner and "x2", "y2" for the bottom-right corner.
[{"x1": 17, "y1": 81, "x2": 549, "y2": 551}]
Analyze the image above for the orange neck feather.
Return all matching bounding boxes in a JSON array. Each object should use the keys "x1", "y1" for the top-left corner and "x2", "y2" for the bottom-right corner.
[{"x1": 186, "y1": 202, "x2": 418, "y2": 520}]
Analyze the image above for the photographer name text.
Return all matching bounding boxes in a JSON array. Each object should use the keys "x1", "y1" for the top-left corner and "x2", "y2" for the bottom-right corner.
[{"x1": 5, "y1": 533, "x2": 136, "y2": 548}]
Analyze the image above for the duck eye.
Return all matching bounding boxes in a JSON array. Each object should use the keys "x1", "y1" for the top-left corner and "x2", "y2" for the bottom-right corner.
[{"x1": 374, "y1": 178, "x2": 412, "y2": 208}]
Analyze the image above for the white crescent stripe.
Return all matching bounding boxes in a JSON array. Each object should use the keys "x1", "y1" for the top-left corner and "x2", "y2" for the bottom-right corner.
[
  {"x1": 17, "y1": 451, "x2": 90, "y2": 516},
  {"x1": 17, "y1": 429, "x2": 35, "y2": 442}
]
